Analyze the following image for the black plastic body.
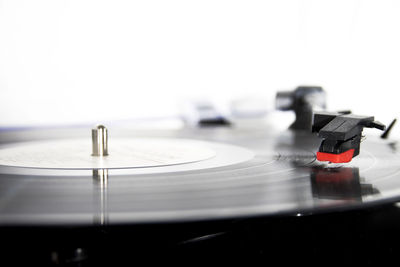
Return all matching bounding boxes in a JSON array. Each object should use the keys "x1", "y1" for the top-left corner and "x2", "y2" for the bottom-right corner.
[{"x1": 312, "y1": 111, "x2": 385, "y2": 156}]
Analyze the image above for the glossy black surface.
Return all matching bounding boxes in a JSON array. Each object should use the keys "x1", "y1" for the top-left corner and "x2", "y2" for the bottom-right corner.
[
  {"x1": 1, "y1": 125, "x2": 400, "y2": 265},
  {"x1": 0, "y1": 126, "x2": 400, "y2": 225},
  {"x1": 2, "y1": 204, "x2": 400, "y2": 265}
]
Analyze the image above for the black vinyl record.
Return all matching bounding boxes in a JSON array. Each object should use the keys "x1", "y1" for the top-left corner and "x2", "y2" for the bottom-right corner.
[
  {"x1": 1, "y1": 125, "x2": 400, "y2": 265},
  {"x1": 0, "y1": 125, "x2": 399, "y2": 226}
]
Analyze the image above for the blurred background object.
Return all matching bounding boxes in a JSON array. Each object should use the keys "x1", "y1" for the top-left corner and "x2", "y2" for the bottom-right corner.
[{"x1": 0, "y1": 0, "x2": 398, "y2": 135}]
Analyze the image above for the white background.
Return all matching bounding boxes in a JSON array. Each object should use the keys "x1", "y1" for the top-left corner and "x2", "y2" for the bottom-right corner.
[{"x1": 0, "y1": 0, "x2": 399, "y2": 130}]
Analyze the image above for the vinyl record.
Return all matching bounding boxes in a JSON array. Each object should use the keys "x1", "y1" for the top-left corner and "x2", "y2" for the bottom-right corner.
[{"x1": 0, "y1": 125, "x2": 399, "y2": 226}]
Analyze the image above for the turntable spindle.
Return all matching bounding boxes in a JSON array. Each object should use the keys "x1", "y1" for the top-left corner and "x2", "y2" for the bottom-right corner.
[{"x1": 92, "y1": 125, "x2": 108, "y2": 156}]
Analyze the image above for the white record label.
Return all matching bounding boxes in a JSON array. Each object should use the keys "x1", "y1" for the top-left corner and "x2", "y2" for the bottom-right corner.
[{"x1": 0, "y1": 138, "x2": 217, "y2": 169}]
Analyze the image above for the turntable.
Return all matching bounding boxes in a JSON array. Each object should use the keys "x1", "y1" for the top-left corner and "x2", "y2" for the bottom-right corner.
[{"x1": 0, "y1": 86, "x2": 399, "y2": 265}]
